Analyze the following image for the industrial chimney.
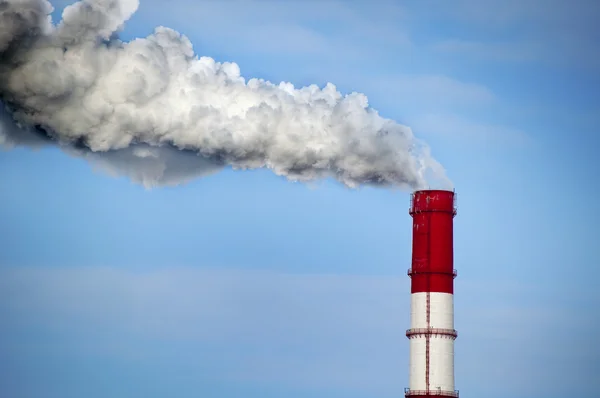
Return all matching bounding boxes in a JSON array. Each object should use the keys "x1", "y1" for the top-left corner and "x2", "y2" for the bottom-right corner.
[{"x1": 405, "y1": 190, "x2": 459, "y2": 398}]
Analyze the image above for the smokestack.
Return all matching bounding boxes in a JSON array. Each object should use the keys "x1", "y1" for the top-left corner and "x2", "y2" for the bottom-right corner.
[
  {"x1": 406, "y1": 190, "x2": 458, "y2": 398},
  {"x1": 0, "y1": 0, "x2": 452, "y2": 191}
]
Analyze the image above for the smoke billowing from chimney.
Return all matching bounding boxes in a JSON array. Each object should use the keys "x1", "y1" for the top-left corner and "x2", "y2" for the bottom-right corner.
[{"x1": 0, "y1": 0, "x2": 451, "y2": 190}]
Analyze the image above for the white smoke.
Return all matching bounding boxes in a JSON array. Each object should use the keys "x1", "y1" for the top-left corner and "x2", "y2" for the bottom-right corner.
[
  {"x1": 0, "y1": 0, "x2": 451, "y2": 190},
  {"x1": 0, "y1": 105, "x2": 224, "y2": 187}
]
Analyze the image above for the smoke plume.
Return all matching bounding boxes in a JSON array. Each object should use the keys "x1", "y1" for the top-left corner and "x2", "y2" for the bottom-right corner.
[{"x1": 0, "y1": 0, "x2": 451, "y2": 190}]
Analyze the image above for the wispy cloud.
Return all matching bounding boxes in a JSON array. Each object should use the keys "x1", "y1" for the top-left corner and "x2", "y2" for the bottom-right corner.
[
  {"x1": 377, "y1": 74, "x2": 496, "y2": 107},
  {"x1": 407, "y1": 113, "x2": 532, "y2": 148},
  {"x1": 421, "y1": 0, "x2": 600, "y2": 69},
  {"x1": 0, "y1": 266, "x2": 406, "y2": 395},
  {"x1": 0, "y1": 266, "x2": 595, "y2": 397},
  {"x1": 432, "y1": 36, "x2": 600, "y2": 69},
  {"x1": 413, "y1": 0, "x2": 599, "y2": 29},
  {"x1": 431, "y1": 39, "x2": 542, "y2": 63},
  {"x1": 134, "y1": 0, "x2": 411, "y2": 60}
]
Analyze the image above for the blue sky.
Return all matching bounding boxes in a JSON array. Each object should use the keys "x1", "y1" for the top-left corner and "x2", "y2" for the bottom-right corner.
[{"x1": 1, "y1": 1, "x2": 599, "y2": 397}]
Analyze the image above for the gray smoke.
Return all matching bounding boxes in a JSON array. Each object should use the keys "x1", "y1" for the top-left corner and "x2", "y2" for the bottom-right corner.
[{"x1": 0, "y1": 0, "x2": 451, "y2": 190}]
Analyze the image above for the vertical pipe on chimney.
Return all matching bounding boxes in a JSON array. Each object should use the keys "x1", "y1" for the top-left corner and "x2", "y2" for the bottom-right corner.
[{"x1": 405, "y1": 190, "x2": 459, "y2": 398}]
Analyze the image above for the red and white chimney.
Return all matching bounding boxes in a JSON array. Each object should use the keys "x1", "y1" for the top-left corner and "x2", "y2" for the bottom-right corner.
[{"x1": 405, "y1": 189, "x2": 459, "y2": 398}]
